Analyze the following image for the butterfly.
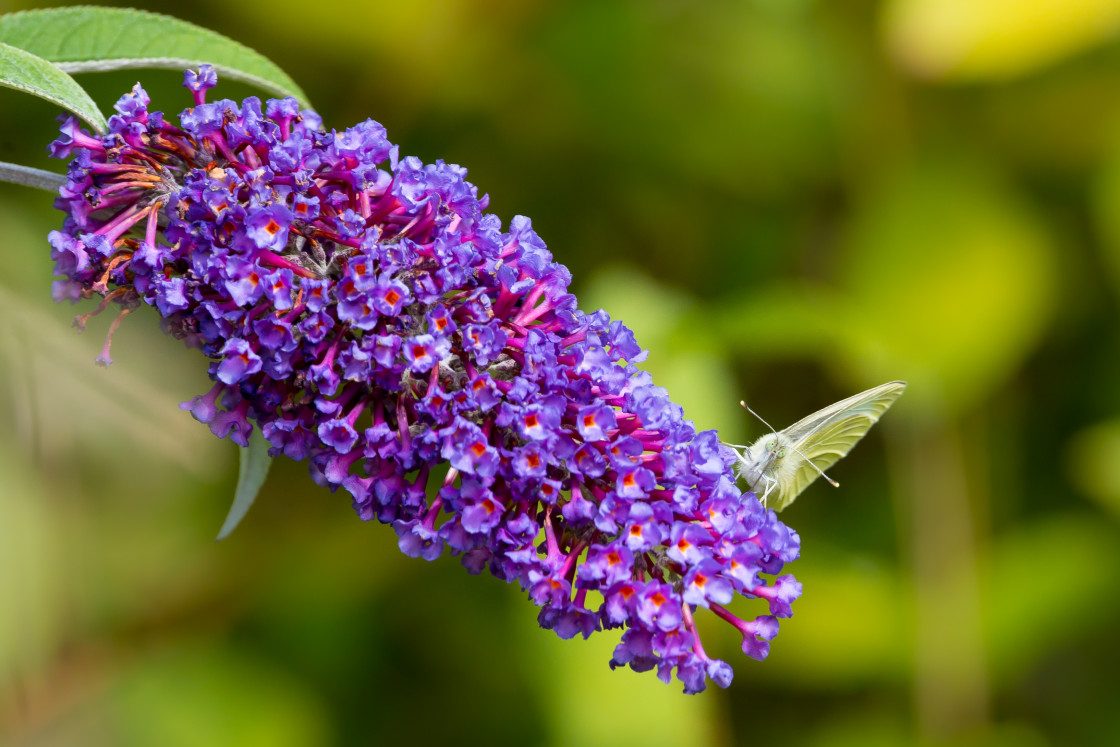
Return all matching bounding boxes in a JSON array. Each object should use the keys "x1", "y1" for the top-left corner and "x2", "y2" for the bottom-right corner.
[{"x1": 724, "y1": 381, "x2": 906, "y2": 511}]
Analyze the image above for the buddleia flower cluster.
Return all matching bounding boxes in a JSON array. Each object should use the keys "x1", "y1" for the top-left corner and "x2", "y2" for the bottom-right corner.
[{"x1": 47, "y1": 66, "x2": 802, "y2": 693}]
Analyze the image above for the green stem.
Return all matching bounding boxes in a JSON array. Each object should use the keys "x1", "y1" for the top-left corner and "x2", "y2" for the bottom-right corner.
[{"x1": 0, "y1": 161, "x2": 64, "y2": 192}]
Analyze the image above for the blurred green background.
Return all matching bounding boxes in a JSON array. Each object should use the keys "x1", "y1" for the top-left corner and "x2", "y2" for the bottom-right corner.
[{"x1": 2, "y1": 0, "x2": 1120, "y2": 745}]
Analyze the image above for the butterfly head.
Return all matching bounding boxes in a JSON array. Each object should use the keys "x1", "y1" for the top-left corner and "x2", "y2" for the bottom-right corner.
[{"x1": 764, "y1": 435, "x2": 787, "y2": 459}]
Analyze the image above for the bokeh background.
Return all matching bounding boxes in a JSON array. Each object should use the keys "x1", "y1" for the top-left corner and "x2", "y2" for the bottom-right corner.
[{"x1": 2, "y1": 1, "x2": 1120, "y2": 745}]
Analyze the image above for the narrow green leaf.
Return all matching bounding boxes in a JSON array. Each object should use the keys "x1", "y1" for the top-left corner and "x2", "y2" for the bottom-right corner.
[
  {"x1": 0, "y1": 7, "x2": 309, "y2": 106},
  {"x1": 0, "y1": 41, "x2": 107, "y2": 132},
  {"x1": 217, "y1": 428, "x2": 273, "y2": 541}
]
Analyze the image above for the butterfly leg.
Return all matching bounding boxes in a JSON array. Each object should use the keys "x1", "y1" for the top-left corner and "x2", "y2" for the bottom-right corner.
[{"x1": 759, "y1": 475, "x2": 777, "y2": 506}]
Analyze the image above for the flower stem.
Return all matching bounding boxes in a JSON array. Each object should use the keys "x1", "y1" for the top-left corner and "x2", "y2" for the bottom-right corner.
[{"x1": 0, "y1": 161, "x2": 65, "y2": 192}]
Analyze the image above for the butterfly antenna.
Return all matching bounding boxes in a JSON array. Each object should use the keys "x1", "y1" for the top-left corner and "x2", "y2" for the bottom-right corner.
[
  {"x1": 739, "y1": 400, "x2": 779, "y2": 435},
  {"x1": 787, "y1": 444, "x2": 840, "y2": 488}
]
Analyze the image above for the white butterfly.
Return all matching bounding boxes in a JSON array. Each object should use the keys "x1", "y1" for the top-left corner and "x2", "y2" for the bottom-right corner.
[{"x1": 725, "y1": 381, "x2": 906, "y2": 511}]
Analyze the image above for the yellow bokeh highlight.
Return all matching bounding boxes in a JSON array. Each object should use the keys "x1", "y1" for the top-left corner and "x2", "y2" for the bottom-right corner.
[{"x1": 883, "y1": 0, "x2": 1120, "y2": 80}]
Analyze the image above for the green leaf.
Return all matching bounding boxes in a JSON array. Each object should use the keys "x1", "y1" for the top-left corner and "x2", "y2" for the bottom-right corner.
[
  {"x1": 217, "y1": 428, "x2": 273, "y2": 541},
  {"x1": 0, "y1": 40, "x2": 107, "y2": 132},
  {"x1": 0, "y1": 7, "x2": 309, "y2": 106}
]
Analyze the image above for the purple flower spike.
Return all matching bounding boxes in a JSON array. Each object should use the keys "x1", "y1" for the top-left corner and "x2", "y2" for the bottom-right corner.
[{"x1": 47, "y1": 67, "x2": 801, "y2": 694}]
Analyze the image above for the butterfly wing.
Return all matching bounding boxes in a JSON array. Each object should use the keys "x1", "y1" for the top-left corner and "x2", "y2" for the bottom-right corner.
[{"x1": 767, "y1": 381, "x2": 906, "y2": 511}]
